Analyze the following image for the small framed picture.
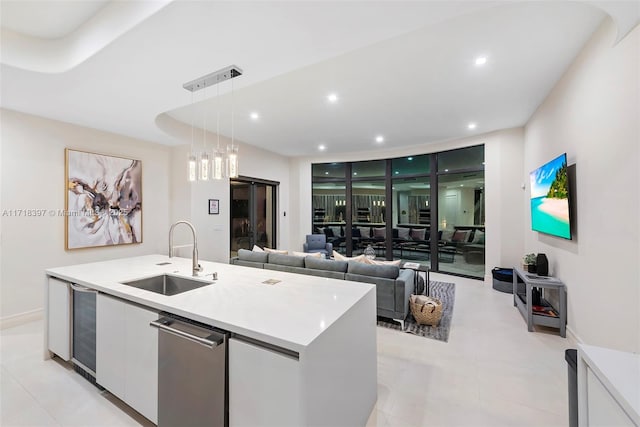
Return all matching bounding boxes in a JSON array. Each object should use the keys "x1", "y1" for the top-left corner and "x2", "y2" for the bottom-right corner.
[{"x1": 208, "y1": 199, "x2": 219, "y2": 215}]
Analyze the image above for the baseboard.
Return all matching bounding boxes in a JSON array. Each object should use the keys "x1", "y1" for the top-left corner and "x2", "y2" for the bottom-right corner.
[
  {"x1": 0, "y1": 309, "x2": 43, "y2": 330},
  {"x1": 565, "y1": 325, "x2": 582, "y2": 347}
]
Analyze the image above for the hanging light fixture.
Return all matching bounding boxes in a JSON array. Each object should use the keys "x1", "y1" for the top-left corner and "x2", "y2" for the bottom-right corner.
[
  {"x1": 227, "y1": 76, "x2": 239, "y2": 178},
  {"x1": 188, "y1": 91, "x2": 197, "y2": 182},
  {"x1": 212, "y1": 82, "x2": 224, "y2": 180},
  {"x1": 199, "y1": 85, "x2": 210, "y2": 181},
  {"x1": 183, "y1": 65, "x2": 243, "y2": 182}
]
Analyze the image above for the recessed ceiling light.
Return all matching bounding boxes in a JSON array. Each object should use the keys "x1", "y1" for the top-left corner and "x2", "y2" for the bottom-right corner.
[
  {"x1": 460, "y1": 184, "x2": 464, "y2": 187},
  {"x1": 407, "y1": 157, "x2": 413, "y2": 161},
  {"x1": 444, "y1": 169, "x2": 449, "y2": 172},
  {"x1": 353, "y1": 172, "x2": 358, "y2": 176},
  {"x1": 475, "y1": 56, "x2": 487, "y2": 66},
  {"x1": 250, "y1": 112, "x2": 259, "y2": 120},
  {"x1": 394, "y1": 171, "x2": 399, "y2": 175},
  {"x1": 318, "y1": 144, "x2": 326, "y2": 151},
  {"x1": 468, "y1": 122, "x2": 477, "y2": 130},
  {"x1": 327, "y1": 93, "x2": 338, "y2": 103},
  {"x1": 375, "y1": 135, "x2": 384, "y2": 143},
  {"x1": 325, "y1": 171, "x2": 329, "y2": 175}
]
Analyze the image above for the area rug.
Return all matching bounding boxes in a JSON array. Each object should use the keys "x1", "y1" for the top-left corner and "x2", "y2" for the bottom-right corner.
[{"x1": 377, "y1": 281, "x2": 455, "y2": 342}]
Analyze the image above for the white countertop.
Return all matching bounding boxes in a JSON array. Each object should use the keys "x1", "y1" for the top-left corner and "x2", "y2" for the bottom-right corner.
[
  {"x1": 46, "y1": 255, "x2": 375, "y2": 353},
  {"x1": 578, "y1": 344, "x2": 640, "y2": 424}
]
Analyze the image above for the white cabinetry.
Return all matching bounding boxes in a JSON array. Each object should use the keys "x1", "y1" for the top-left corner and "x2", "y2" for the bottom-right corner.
[
  {"x1": 47, "y1": 277, "x2": 71, "y2": 361},
  {"x1": 578, "y1": 344, "x2": 639, "y2": 427},
  {"x1": 96, "y1": 294, "x2": 158, "y2": 424},
  {"x1": 229, "y1": 338, "x2": 301, "y2": 427}
]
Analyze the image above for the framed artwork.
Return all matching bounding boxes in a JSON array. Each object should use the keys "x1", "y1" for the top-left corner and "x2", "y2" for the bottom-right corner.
[
  {"x1": 209, "y1": 199, "x2": 219, "y2": 215},
  {"x1": 65, "y1": 148, "x2": 142, "y2": 250}
]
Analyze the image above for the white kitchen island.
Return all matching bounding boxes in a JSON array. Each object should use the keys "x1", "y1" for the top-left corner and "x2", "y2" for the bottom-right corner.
[{"x1": 45, "y1": 255, "x2": 377, "y2": 427}]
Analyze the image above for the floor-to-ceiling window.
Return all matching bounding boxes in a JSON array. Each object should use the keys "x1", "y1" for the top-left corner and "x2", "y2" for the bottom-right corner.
[
  {"x1": 437, "y1": 146, "x2": 485, "y2": 277},
  {"x1": 311, "y1": 144, "x2": 485, "y2": 279},
  {"x1": 312, "y1": 163, "x2": 347, "y2": 254},
  {"x1": 391, "y1": 155, "x2": 431, "y2": 265}
]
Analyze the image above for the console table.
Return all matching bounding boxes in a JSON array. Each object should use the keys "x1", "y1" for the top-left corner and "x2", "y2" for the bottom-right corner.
[{"x1": 512, "y1": 266, "x2": 567, "y2": 337}]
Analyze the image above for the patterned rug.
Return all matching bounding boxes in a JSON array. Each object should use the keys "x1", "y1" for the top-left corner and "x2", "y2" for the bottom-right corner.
[{"x1": 377, "y1": 281, "x2": 455, "y2": 342}]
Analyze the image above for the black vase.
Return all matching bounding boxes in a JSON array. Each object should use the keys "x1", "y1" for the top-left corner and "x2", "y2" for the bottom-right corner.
[
  {"x1": 527, "y1": 264, "x2": 537, "y2": 274},
  {"x1": 536, "y1": 253, "x2": 549, "y2": 276}
]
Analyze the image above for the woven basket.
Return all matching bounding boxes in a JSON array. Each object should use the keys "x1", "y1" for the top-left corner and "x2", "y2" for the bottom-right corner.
[{"x1": 410, "y1": 294, "x2": 443, "y2": 326}]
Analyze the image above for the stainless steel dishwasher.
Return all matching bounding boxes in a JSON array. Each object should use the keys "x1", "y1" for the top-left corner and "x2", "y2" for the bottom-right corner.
[{"x1": 150, "y1": 315, "x2": 229, "y2": 427}]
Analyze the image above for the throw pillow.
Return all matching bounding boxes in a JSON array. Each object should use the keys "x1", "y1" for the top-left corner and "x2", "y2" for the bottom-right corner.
[
  {"x1": 397, "y1": 228, "x2": 410, "y2": 240},
  {"x1": 332, "y1": 251, "x2": 365, "y2": 263},
  {"x1": 452, "y1": 230, "x2": 470, "y2": 243},
  {"x1": 264, "y1": 247, "x2": 288, "y2": 254},
  {"x1": 410, "y1": 228, "x2": 425, "y2": 240},
  {"x1": 373, "y1": 227, "x2": 386, "y2": 238},
  {"x1": 362, "y1": 257, "x2": 402, "y2": 266},
  {"x1": 358, "y1": 226, "x2": 371, "y2": 238},
  {"x1": 329, "y1": 226, "x2": 342, "y2": 237},
  {"x1": 323, "y1": 228, "x2": 334, "y2": 238},
  {"x1": 472, "y1": 230, "x2": 485, "y2": 244},
  {"x1": 441, "y1": 230, "x2": 454, "y2": 242},
  {"x1": 291, "y1": 251, "x2": 323, "y2": 258},
  {"x1": 252, "y1": 245, "x2": 264, "y2": 252},
  {"x1": 352, "y1": 228, "x2": 362, "y2": 238}
]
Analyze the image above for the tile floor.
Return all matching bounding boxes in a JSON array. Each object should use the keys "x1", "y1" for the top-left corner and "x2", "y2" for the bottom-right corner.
[{"x1": 1, "y1": 273, "x2": 573, "y2": 427}]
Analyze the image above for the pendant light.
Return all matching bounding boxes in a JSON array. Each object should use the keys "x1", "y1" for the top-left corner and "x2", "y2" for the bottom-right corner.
[
  {"x1": 188, "y1": 91, "x2": 197, "y2": 182},
  {"x1": 212, "y1": 83, "x2": 224, "y2": 180},
  {"x1": 227, "y1": 76, "x2": 239, "y2": 178},
  {"x1": 182, "y1": 65, "x2": 243, "y2": 182},
  {"x1": 199, "y1": 86, "x2": 210, "y2": 181}
]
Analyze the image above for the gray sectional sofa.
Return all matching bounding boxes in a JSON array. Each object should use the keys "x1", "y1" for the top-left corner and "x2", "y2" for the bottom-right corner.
[{"x1": 231, "y1": 249, "x2": 415, "y2": 326}]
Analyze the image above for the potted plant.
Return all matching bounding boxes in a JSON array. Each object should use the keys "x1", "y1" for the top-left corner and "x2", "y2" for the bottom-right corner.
[{"x1": 523, "y1": 253, "x2": 537, "y2": 273}]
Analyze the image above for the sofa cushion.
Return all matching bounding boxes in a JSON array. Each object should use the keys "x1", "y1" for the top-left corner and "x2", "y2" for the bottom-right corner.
[
  {"x1": 347, "y1": 261, "x2": 399, "y2": 279},
  {"x1": 362, "y1": 258, "x2": 402, "y2": 266},
  {"x1": 452, "y1": 230, "x2": 471, "y2": 243},
  {"x1": 305, "y1": 256, "x2": 348, "y2": 273},
  {"x1": 238, "y1": 248, "x2": 269, "y2": 263},
  {"x1": 268, "y1": 253, "x2": 305, "y2": 267},
  {"x1": 329, "y1": 226, "x2": 342, "y2": 237},
  {"x1": 441, "y1": 230, "x2": 454, "y2": 242},
  {"x1": 358, "y1": 226, "x2": 371, "y2": 238},
  {"x1": 397, "y1": 228, "x2": 410, "y2": 240},
  {"x1": 410, "y1": 228, "x2": 425, "y2": 240},
  {"x1": 472, "y1": 230, "x2": 485, "y2": 244},
  {"x1": 373, "y1": 227, "x2": 386, "y2": 238},
  {"x1": 332, "y1": 251, "x2": 366, "y2": 263},
  {"x1": 264, "y1": 247, "x2": 288, "y2": 254},
  {"x1": 291, "y1": 251, "x2": 323, "y2": 258}
]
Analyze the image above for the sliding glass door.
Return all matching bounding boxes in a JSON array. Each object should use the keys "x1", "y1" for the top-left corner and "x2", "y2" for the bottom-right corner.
[{"x1": 230, "y1": 178, "x2": 277, "y2": 257}]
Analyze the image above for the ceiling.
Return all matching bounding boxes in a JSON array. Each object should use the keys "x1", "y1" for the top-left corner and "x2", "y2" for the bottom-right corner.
[{"x1": 1, "y1": 1, "x2": 636, "y2": 158}]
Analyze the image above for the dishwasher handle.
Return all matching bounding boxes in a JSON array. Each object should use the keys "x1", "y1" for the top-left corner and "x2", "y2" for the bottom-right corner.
[{"x1": 150, "y1": 318, "x2": 224, "y2": 349}]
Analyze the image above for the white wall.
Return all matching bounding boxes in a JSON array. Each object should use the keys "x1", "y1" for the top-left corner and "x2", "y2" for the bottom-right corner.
[
  {"x1": 524, "y1": 19, "x2": 639, "y2": 352},
  {"x1": 169, "y1": 137, "x2": 291, "y2": 263},
  {"x1": 289, "y1": 127, "x2": 526, "y2": 281},
  {"x1": 0, "y1": 109, "x2": 170, "y2": 321}
]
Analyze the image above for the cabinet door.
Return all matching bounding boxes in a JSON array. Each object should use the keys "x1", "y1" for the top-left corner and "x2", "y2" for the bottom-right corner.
[
  {"x1": 124, "y1": 304, "x2": 158, "y2": 424},
  {"x1": 229, "y1": 338, "x2": 301, "y2": 427},
  {"x1": 586, "y1": 368, "x2": 635, "y2": 426},
  {"x1": 48, "y1": 278, "x2": 71, "y2": 361},
  {"x1": 96, "y1": 294, "x2": 126, "y2": 400}
]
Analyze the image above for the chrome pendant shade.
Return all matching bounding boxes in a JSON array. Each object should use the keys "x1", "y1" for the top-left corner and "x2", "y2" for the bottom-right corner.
[{"x1": 184, "y1": 65, "x2": 242, "y2": 182}]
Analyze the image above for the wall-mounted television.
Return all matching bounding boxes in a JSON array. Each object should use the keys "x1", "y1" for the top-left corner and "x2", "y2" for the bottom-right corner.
[{"x1": 529, "y1": 153, "x2": 572, "y2": 239}]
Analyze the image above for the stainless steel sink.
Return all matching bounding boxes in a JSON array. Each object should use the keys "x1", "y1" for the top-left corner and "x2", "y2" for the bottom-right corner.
[{"x1": 120, "y1": 274, "x2": 213, "y2": 296}]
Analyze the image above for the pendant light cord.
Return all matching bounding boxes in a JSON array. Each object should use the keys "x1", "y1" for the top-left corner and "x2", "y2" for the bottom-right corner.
[
  {"x1": 190, "y1": 91, "x2": 194, "y2": 153},
  {"x1": 231, "y1": 77, "x2": 234, "y2": 149},
  {"x1": 216, "y1": 82, "x2": 220, "y2": 151}
]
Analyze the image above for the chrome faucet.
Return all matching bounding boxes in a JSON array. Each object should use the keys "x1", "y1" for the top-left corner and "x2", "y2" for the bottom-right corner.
[{"x1": 169, "y1": 221, "x2": 203, "y2": 276}]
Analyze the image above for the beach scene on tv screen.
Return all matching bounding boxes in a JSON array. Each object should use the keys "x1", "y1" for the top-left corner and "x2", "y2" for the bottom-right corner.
[{"x1": 530, "y1": 155, "x2": 571, "y2": 239}]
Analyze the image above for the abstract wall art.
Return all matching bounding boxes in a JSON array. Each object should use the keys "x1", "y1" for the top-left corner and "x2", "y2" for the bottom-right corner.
[{"x1": 65, "y1": 149, "x2": 142, "y2": 250}]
